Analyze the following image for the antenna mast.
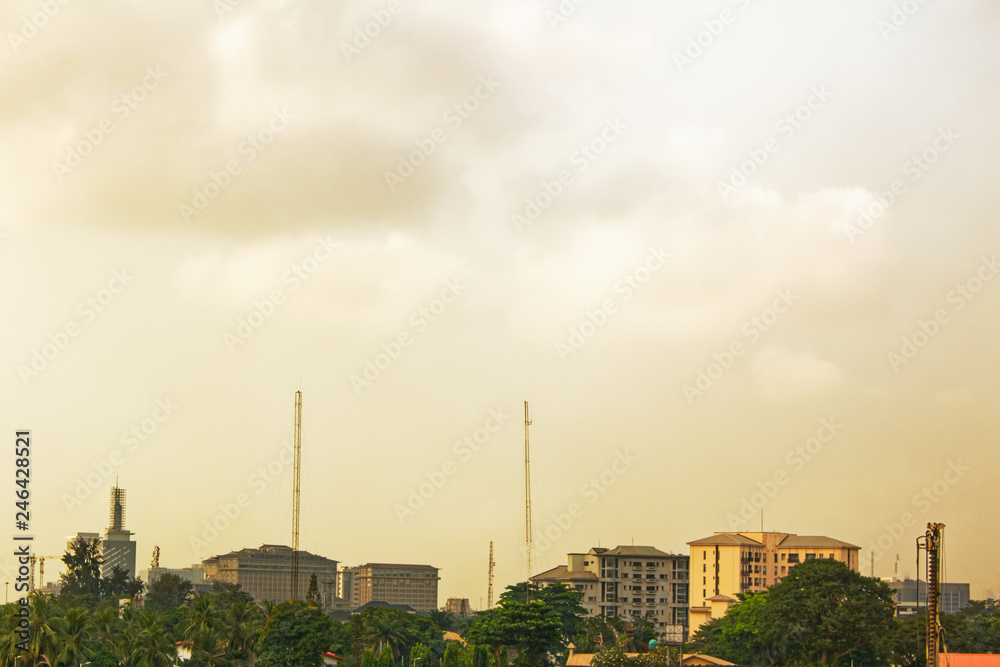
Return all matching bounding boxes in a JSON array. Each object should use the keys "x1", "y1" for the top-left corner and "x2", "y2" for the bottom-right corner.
[
  {"x1": 290, "y1": 390, "x2": 303, "y2": 600},
  {"x1": 524, "y1": 401, "x2": 533, "y2": 581},
  {"x1": 918, "y1": 523, "x2": 945, "y2": 667},
  {"x1": 487, "y1": 540, "x2": 495, "y2": 609}
]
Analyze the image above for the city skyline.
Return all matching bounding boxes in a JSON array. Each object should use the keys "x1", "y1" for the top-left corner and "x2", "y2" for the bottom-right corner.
[{"x1": 2, "y1": 1, "x2": 999, "y2": 605}]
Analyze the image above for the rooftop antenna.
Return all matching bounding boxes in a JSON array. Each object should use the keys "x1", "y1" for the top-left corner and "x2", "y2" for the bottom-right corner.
[
  {"x1": 487, "y1": 541, "x2": 495, "y2": 609},
  {"x1": 290, "y1": 390, "x2": 302, "y2": 600},
  {"x1": 524, "y1": 401, "x2": 532, "y2": 601}
]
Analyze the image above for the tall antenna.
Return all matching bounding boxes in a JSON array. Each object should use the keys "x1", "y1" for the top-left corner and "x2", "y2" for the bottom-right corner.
[
  {"x1": 524, "y1": 401, "x2": 533, "y2": 582},
  {"x1": 290, "y1": 390, "x2": 303, "y2": 600},
  {"x1": 487, "y1": 541, "x2": 495, "y2": 609},
  {"x1": 918, "y1": 523, "x2": 945, "y2": 667}
]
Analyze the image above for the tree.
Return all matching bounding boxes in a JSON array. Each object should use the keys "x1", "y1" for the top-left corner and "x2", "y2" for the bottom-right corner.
[
  {"x1": 499, "y1": 582, "x2": 587, "y2": 641},
  {"x1": 442, "y1": 641, "x2": 463, "y2": 667},
  {"x1": 689, "y1": 591, "x2": 777, "y2": 665},
  {"x1": 60, "y1": 536, "x2": 103, "y2": 599},
  {"x1": 146, "y1": 572, "x2": 194, "y2": 612},
  {"x1": 467, "y1": 598, "x2": 562, "y2": 665},
  {"x1": 306, "y1": 573, "x2": 322, "y2": 607},
  {"x1": 361, "y1": 647, "x2": 378, "y2": 667},
  {"x1": 101, "y1": 565, "x2": 144, "y2": 600},
  {"x1": 379, "y1": 642, "x2": 397, "y2": 667},
  {"x1": 409, "y1": 642, "x2": 433, "y2": 666},
  {"x1": 257, "y1": 600, "x2": 336, "y2": 667}
]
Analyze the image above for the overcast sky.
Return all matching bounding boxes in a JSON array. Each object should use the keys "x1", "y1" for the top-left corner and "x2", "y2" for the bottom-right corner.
[{"x1": 2, "y1": 0, "x2": 998, "y2": 604}]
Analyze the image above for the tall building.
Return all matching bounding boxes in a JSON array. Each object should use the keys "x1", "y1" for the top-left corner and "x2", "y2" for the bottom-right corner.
[
  {"x1": 531, "y1": 546, "x2": 690, "y2": 639},
  {"x1": 686, "y1": 531, "x2": 860, "y2": 635},
  {"x1": 884, "y1": 577, "x2": 970, "y2": 616},
  {"x1": 201, "y1": 544, "x2": 338, "y2": 604},
  {"x1": 339, "y1": 563, "x2": 440, "y2": 612},
  {"x1": 103, "y1": 485, "x2": 137, "y2": 579},
  {"x1": 444, "y1": 597, "x2": 472, "y2": 616}
]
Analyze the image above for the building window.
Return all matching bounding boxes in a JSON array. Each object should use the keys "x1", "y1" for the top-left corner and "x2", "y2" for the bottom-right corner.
[
  {"x1": 787, "y1": 554, "x2": 799, "y2": 563},
  {"x1": 805, "y1": 554, "x2": 816, "y2": 561}
]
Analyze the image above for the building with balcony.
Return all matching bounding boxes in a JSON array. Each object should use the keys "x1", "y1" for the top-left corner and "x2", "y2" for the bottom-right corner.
[
  {"x1": 530, "y1": 546, "x2": 690, "y2": 639},
  {"x1": 686, "y1": 531, "x2": 860, "y2": 635}
]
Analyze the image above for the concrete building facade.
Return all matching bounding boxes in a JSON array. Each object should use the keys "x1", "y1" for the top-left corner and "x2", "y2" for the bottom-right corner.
[
  {"x1": 444, "y1": 597, "x2": 472, "y2": 616},
  {"x1": 339, "y1": 563, "x2": 440, "y2": 612},
  {"x1": 686, "y1": 531, "x2": 860, "y2": 635},
  {"x1": 201, "y1": 544, "x2": 338, "y2": 605},
  {"x1": 531, "y1": 546, "x2": 690, "y2": 637},
  {"x1": 884, "y1": 578, "x2": 970, "y2": 616}
]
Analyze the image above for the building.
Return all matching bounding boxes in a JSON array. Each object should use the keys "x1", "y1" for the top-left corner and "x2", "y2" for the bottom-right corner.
[
  {"x1": 201, "y1": 544, "x2": 338, "y2": 605},
  {"x1": 103, "y1": 485, "x2": 137, "y2": 579},
  {"x1": 531, "y1": 546, "x2": 690, "y2": 638},
  {"x1": 444, "y1": 597, "x2": 473, "y2": 616},
  {"x1": 883, "y1": 577, "x2": 970, "y2": 616},
  {"x1": 686, "y1": 531, "x2": 860, "y2": 635},
  {"x1": 339, "y1": 563, "x2": 440, "y2": 612},
  {"x1": 142, "y1": 566, "x2": 212, "y2": 594}
]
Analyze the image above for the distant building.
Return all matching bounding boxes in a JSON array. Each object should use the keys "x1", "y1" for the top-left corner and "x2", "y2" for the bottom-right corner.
[
  {"x1": 531, "y1": 546, "x2": 690, "y2": 638},
  {"x1": 686, "y1": 531, "x2": 860, "y2": 635},
  {"x1": 883, "y1": 577, "x2": 970, "y2": 616},
  {"x1": 201, "y1": 544, "x2": 338, "y2": 605},
  {"x1": 444, "y1": 597, "x2": 472, "y2": 616},
  {"x1": 339, "y1": 563, "x2": 440, "y2": 612},
  {"x1": 103, "y1": 485, "x2": 137, "y2": 579}
]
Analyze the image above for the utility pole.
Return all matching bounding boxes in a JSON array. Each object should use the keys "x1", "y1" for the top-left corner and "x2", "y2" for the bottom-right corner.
[
  {"x1": 524, "y1": 400, "x2": 533, "y2": 600},
  {"x1": 290, "y1": 390, "x2": 302, "y2": 600}
]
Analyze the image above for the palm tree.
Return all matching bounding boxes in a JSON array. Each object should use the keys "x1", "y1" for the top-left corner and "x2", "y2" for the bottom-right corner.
[
  {"x1": 53, "y1": 606, "x2": 95, "y2": 666},
  {"x1": 222, "y1": 598, "x2": 264, "y2": 662},
  {"x1": 125, "y1": 613, "x2": 177, "y2": 667},
  {"x1": 24, "y1": 593, "x2": 62, "y2": 667}
]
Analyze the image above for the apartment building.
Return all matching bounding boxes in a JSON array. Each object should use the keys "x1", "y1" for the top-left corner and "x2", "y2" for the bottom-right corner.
[
  {"x1": 687, "y1": 531, "x2": 860, "y2": 635},
  {"x1": 531, "y1": 546, "x2": 690, "y2": 638},
  {"x1": 339, "y1": 563, "x2": 440, "y2": 612},
  {"x1": 201, "y1": 544, "x2": 338, "y2": 605}
]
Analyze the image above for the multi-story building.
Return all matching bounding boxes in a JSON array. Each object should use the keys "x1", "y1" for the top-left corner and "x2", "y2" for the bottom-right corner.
[
  {"x1": 201, "y1": 544, "x2": 338, "y2": 605},
  {"x1": 686, "y1": 531, "x2": 860, "y2": 634},
  {"x1": 884, "y1": 578, "x2": 970, "y2": 616},
  {"x1": 444, "y1": 597, "x2": 472, "y2": 616},
  {"x1": 339, "y1": 563, "x2": 440, "y2": 612},
  {"x1": 531, "y1": 546, "x2": 690, "y2": 638}
]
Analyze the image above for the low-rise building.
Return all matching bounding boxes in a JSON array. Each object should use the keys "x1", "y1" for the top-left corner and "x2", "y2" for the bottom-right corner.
[{"x1": 201, "y1": 544, "x2": 338, "y2": 605}]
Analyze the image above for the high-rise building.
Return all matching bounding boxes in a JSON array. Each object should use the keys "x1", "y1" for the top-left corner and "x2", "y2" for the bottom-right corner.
[
  {"x1": 686, "y1": 531, "x2": 860, "y2": 635},
  {"x1": 102, "y1": 485, "x2": 137, "y2": 579},
  {"x1": 339, "y1": 563, "x2": 440, "y2": 612},
  {"x1": 201, "y1": 544, "x2": 338, "y2": 605},
  {"x1": 531, "y1": 546, "x2": 690, "y2": 638}
]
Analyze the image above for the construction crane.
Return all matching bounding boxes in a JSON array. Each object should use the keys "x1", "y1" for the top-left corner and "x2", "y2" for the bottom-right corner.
[
  {"x1": 29, "y1": 555, "x2": 63, "y2": 591},
  {"x1": 524, "y1": 401, "x2": 533, "y2": 582},
  {"x1": 487, "y1": 541, "x2": 495, "y2": 609},
  {"x1": 290, "y1": 390, "x2": 303, "y2": 600},
  {"x1": 917, "y1": 522, "x2": 945, "y2": 667}
]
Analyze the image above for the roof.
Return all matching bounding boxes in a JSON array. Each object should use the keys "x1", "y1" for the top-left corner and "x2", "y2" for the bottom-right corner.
[
  {"x1": 598, "y1": 545, "x2": 679, "y2": 557},
  {"x1": 688, "y1": 534, "x2": 763, "y2": 547},
  {"x1": 706, "y1": 594, "x2": 738, "y2": 602},
  {"x1": 531, "y1": 565, "x2": 598, "y2": 581},
  {"x1": 361, "y1": 563, "x2": 439, "y2": 570},
  {"x1": 353, "y1": 601, "x2": 417, "y2": 614},
  {"x1": 682, "y1": 653, "x2": 736, "y2": 666},
  {"x1": 777, "y1": 535, "x2": 860, "y2": 549},
  {"x1": 566, "y1": 653, "x2": 733, "y2": 666},
  {"x1": 940, "y1": 655, "x2": 1000, "y2": 667}
]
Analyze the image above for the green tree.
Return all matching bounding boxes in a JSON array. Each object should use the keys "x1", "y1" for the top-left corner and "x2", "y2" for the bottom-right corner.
[
  {"x1": 472, "y1": 644, "x2": 491, "y2": 667},
  {"x1": 409, "y1": 642, "x2": 433, "y2": 666},
  {"x1": 257, "y1": 600, "x2": 336, "y2": 667},
  {"x1": 60, "y1": 536, "x2": 104, "y2": 599},
  {"x1": 443, "y1": 641, "x2": 463, "y2": 667},
  {"x1": 380, "y1": 641, "x2": 397, "y2": 667},
  {"x1": 53, "y1": 605, "x2": 96, "y2": 666},
  {"x1": 690, "y1": 591, "x2": 777, "y2": 665},
  {"x1": 499, "y1": 582, "x2": 587, "y2": 640},
  {"x1": 467, "y1": 598, "x2": 562, "y2": 665},
  {"x1": 361, "y1": 647, "x2": 378, "y2": 667},
  {"x1": 146, "y1": 572, "x2": 195, "y2": 612},
  {"x1": 101, "y1": 565, "x2": 145, "y2": 600},
  {"x1": 306, "y1": 573, "x2": 322, "y2": 607}
]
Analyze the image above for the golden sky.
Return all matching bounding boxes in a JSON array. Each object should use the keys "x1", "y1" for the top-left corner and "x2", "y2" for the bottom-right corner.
[{"x1": 1, "y1": 0, "x2": 998, "y2": 602}]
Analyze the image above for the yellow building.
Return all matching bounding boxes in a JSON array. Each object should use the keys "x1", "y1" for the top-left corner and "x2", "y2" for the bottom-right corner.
[{"x1": 686, "y1": 532, "x2": 860, "y2": 635}]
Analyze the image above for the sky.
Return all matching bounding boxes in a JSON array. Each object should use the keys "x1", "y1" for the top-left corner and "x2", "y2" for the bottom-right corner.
[{"x1": 1, "y1": 0, "x2": 999, "y2": 605}]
